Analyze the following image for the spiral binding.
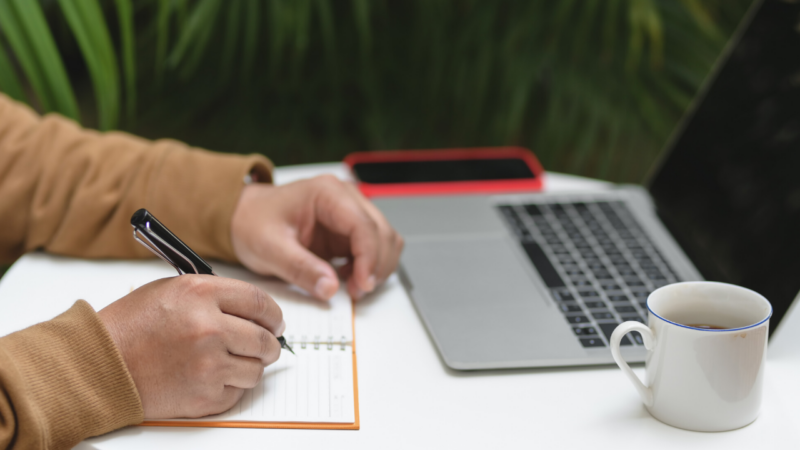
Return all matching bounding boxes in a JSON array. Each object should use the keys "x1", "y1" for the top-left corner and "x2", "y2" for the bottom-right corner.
[{"x1": 290, "y1": 335, "x2": 350, "y2": 351}]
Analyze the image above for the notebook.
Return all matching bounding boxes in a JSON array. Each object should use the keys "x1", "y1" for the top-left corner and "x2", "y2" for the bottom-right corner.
[{"x1": 142, "y1": 265, "x2": 359, "y2": 430}]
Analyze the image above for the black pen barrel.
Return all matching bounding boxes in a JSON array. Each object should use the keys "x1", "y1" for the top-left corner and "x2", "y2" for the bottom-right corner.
[{"x1": 130, "y1": 208, "x2": 215, "y2": 275}]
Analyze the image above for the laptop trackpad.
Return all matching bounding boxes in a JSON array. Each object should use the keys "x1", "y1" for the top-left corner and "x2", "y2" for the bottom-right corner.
[{"x1": 402, "y1": 236, "x2": 581, "y2": 369}]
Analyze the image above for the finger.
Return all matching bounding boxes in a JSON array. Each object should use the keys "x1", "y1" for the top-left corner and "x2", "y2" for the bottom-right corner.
[
  {"x1": 224, "y1": 354, "x2": 267, "y2": 389},
  {"x1": 336, "y1": 259, "x2": 354, "y2": 281},
  {"x1": 221, "y1": 314, "x2": 282, "y2": 365},
  {"x1": 265, "y1": 237, "x2": 340, "y2": 300},
  {"x1": 313, "y1": 178, "x2": 381, "y2": 294},
  {"x1": 212, "y1": 277, "x2": 285, "y2": 336},
  {"x1": 218, "y1": 386, "x2": 245, "y2": 415},
  {"x1": 191, "y1": 385, "x2": 244, "y2": 418},
  {"x1": 344, "y1": 182, "x2": 404, "y2": 284}
]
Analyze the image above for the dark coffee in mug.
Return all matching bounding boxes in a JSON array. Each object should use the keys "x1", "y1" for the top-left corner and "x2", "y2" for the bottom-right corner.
[{"x1": 685, "y1": 324, "x2": 729, "y2": 330}]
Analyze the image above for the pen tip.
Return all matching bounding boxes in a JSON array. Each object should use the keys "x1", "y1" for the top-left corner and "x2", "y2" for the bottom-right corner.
[{"x1": 278, "y1": 336, "x2": 296, "y2": 355}]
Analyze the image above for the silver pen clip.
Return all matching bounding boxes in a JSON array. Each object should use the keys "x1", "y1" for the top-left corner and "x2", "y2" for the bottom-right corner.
[{"x1": 132, "y1": 224, "x2": 200, "y2": 276}]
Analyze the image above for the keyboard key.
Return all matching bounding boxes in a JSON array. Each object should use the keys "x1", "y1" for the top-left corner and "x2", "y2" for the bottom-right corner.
[
  {"x1": 559, "y1": 303, "x2": 584, "y2": 313},
  {"x1": 573, "y1": 279, "x2": 593, "y2": 287},
  {"x1": 609, "y1": 255, "x2": 628, "y2": 264},
  {"x1": 592, "y1": 311, "x2": 615, "y2": 320},
  {"x1": 630, "y1": 332, "x2": 644, "y2": 345},
  {"x1": 631, "y1": 291, "x2": 649, "y2": 299},
  {"x1": 584, "y1": 258, "x2": 603, "y2": 268},
  {"x1": 558, "y1": 255, "x2": 577, "y2": 264},
  {"x1": 572, "y1": 326, "x2": 598, "y2": 336},
  {"x1": 598, "y1": 323, "x2": 632, "y2": 346},
  {"x1": 614, "y1": 305, "x2": 637, "y2": 313},
  {"x1": 587, "y1": 262, "x2": 606, "y2": 271},
  {"x1": 600, "y1": 283, "x2": 621, "y2": 291},
  {"x1": 620, "y1": 315, "x2": 646, "y2": 324},
  {"x1": 524, "y1": 204, "x2": 543, "y2": 216},
  {"x1": 639, "y1": 301, "x2": 648, "y2": 310},
  {"x1": 521, "y1": 242, "x2": 566, "y2": 288},
  {"x1": 584, "y1": 301, "x2": 607, "y2": 309},
  {"x1": 551, "y1": 290, "x2": 574, "y2": 301},
  {"x1": 579, "y1": 290, "x2": 599, "y2": 298},
  {"x1": 567, "y1": 315, "x2": 590, "y2": 324},
  {"x1": 645, "y1": 270, "x2": 665, "y2": 279},
  {"x1": 608, "y1": 295, "x2": 629, "y2": 302},
  {"x1": 580, "y1": 337, "x2": 606, "y2": 348}
]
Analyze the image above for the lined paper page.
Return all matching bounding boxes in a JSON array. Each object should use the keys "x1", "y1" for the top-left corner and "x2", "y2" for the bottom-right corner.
[{"x1": 172, "y1": 267, "x2": 356, "y2": 424}]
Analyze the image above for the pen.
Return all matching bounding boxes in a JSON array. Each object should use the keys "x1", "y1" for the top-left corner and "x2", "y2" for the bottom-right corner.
[{"x1": 131, "y1": 208, "x2": 295, "y2": 355}]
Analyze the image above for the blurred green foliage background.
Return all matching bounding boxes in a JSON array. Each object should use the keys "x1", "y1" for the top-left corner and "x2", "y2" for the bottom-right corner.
[{"x1": 0, "y1": 0, "x2": 752, "y2": 183}]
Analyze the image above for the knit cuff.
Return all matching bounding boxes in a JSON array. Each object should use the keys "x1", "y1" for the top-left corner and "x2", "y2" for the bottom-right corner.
[
  {"x1": 0, "y1": 300, "x2": 143, "y2": 449},
  {"x1": 145, "y1": 143, "x2": 273, "y2": 263}
]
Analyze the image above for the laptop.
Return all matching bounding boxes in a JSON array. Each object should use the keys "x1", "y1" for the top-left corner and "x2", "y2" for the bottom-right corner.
[{"x1": 372, "y1": 0, "x2": 800, "y2": 370}]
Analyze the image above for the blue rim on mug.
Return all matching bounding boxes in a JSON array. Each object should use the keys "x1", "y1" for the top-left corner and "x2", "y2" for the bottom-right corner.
[{"x1": 646, "y1": 281, "x2": 773, "y2": 332}]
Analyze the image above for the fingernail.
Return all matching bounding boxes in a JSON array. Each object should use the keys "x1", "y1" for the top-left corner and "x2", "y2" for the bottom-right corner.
[
  {"x1": 275, "y1": 320, "x2": 286, "y2": 337},
  {"x1": 315, "y1": 277, "x2": 337, "y2": 299},
  {"x1": 365, "y1": 275, "x2": 376, "y2": 292}
]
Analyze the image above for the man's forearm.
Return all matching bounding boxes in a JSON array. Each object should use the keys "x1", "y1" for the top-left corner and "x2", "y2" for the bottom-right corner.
[{"x1": 0, "y1": 93, "x2": 273, "y2": 264}]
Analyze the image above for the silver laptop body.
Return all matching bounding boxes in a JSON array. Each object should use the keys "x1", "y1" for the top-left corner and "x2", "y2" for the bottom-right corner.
[
  {"x1": 372, "y1": 0, "x2": 800, "y2": 370},
  {"x1": 375, "y1": 187, "x2": 701, "y2": 370}
]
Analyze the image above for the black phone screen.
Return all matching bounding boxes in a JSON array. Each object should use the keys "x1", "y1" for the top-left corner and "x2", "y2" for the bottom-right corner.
[{"x1": 352, "y1": 158, "x2": 535, "y2": 184}]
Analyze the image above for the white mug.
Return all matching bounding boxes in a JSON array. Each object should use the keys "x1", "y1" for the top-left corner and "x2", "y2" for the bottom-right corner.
[{"x1": 610, "y1": 281, "x2": 772, "y2": 432}]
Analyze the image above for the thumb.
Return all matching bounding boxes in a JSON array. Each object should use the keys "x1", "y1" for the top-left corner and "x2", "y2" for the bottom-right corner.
[{"x1": 268, "y1": 240, "x2": 339, "y2": 300}]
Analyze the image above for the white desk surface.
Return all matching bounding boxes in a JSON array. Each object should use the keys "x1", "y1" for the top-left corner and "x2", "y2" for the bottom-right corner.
[{"x1": 1, "y1": 164, "x2": 799, "y2": 449}]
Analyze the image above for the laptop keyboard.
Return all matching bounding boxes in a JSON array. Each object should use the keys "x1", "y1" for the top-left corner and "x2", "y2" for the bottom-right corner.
[{"x1": 497, "y1": 201, "x2": 680, "y2": 348}]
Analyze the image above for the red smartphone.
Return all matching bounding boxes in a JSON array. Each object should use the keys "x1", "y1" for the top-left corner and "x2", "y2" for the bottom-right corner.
[{"x1": 344, "y1": 147, "x2": 544, "y2": 198}]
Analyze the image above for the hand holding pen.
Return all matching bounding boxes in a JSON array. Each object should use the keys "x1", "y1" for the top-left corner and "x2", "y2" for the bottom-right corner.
[
  {"x1": 94, "y1": 209, "x2": 291, "y2": 420},
  {"x1": 130, "y1": 208, "x2": 294, "y2": 355}
]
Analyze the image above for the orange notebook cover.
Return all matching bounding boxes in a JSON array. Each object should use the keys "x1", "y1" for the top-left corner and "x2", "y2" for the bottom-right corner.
[{"x1": 141, "y1": 269, "x2": 360, "y2": 430}]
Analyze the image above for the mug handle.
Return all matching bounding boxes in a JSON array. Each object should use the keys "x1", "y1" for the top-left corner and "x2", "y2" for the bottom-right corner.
[{"x1": 610, "y1": 321, "x2": 655, "y2": 408}]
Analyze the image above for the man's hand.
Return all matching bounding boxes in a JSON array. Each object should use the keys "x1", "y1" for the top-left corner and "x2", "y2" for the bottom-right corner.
[
  {"x1": 98, "y1": 276, "x2": 284, "y2": 419},
  {"x1": 231, "y1": 175, "x2": 404, "y2": 300}
]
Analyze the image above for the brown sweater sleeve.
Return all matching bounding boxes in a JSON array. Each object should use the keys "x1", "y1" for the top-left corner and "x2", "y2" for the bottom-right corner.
[
  {"x1": 0, "y1": 301, "x2": 142, "y2": 450},
  {"x1": 0, "y1": 92, "x2": 273, "y2": 264},
  {"x1": 0, "y1": 93, "x2": 275, "y2": 449}
]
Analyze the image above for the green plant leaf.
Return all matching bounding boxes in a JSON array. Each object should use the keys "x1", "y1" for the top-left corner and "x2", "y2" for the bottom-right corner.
[
  {"x1": 155, "y1": 0, "x2": 171, "y2": 84},
  {"x1": 241, "y1": 0, "x2": 260, "y2": 81},
  {"x1": 168, "y1": 0, "x2": 222, "y2": 79},
  {"x1": 219, "y1": 0, "x2": 242, "y2": 84},
  {"x1": 114, "y1": 0, "x2": 136, "y2": 122},
  {"x1": 0, "y1": 40, "x2": 26, "y2": 102},
  {"x1": 57, "y1": 0, "x2": 120, "y2": 130},
  {"x1": 0, "y1": 0, "x2": 79, "y2": 119}
]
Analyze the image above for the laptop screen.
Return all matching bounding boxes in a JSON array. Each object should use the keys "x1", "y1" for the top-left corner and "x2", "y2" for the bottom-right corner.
[{"x1": 649, "y1": 0, "x2": 800, "y2": 334}]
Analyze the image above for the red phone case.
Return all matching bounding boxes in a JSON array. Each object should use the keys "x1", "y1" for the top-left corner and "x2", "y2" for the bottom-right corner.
[{"x1": 344, "y1": 147, "x2": 545, "y2": 198}]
